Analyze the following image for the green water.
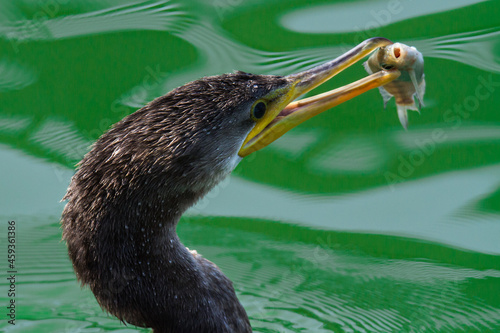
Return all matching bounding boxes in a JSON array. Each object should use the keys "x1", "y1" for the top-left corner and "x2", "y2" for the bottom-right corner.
[{"x1": 1, "y1": 0, "x2": 500, "y2": 332}]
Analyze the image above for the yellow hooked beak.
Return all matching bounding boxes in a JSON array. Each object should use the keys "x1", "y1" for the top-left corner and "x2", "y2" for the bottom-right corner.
[{"x1": 238, "y1": 37, "x2": 401, "y2": 157}]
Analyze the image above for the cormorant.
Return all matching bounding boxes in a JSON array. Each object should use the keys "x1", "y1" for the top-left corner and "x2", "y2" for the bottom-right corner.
[{"x1": 61, "y1": 38, "x2": 399, "y2": 333}]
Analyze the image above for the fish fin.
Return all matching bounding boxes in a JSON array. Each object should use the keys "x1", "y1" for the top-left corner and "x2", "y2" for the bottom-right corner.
[
  {"x1": 363, "y1": 61, "x2": 392, "y2": 109},
  {"x1": 363, "y1": 61, "x2": 374, "y2": 75},
  {"x1": 378, "y1": 87, "x2": 393, "y2": 108},
  {"x1": 406, "y1": 101, "x2": 418, "y2": 111},
  {"x1": 417, "y1": 75, "x2": 426, "y2": 109},
  {"x1": 397, "y1": 105, "x2": 409, "y2": 130},
  {"x1": 408, "y1": 69, "x2": 425, "y2": 109},
  {"x1": 363, "y1": 60, "x2": 393, "y2": 108},
  {"x1": 404, "y1": 100, "x2": 422, "y2": 115}
]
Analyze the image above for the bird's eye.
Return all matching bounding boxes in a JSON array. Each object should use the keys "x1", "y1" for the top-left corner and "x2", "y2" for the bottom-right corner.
[
  {"x1": 381, "y1": 64, "x2": 394, "y2": 70},
  {"x1": 251, "y1": 101, "x2": 267, "y2": 121}
]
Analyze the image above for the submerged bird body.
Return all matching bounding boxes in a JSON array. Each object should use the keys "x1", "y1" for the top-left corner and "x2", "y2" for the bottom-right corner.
[
  {"x1": 61, "y1": 38, "x2": 402, "y2": 332},
  {"x1": 363, "y1": 42, "x2": 425, "y2": 129}
]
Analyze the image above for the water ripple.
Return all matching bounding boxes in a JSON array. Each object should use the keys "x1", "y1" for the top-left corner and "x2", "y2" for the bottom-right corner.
[
  {"x1": 117, "y1": 22, "x2": 500, "y2": 110},
  {"x1": 0, "y1": 58, "x2": 37, "y2": 92},
  {"x1": 412, "y1": 28, "x2": 500, "y2": 74},
  {"x1": 118, "y1": 21, "x2": 353, "y2": 107},
  {"x1": 28, "y1": 118, "x2": 92, "y2": 163},
  {"x1": 233, "y1": 238, "x2": 500, "y2": 332},
  {"x1": 0, "y1": 0, "x2": 183, "y2": 42},
  {"x1": 280, "y1": 0, "x2": 487, "y2": 34}
]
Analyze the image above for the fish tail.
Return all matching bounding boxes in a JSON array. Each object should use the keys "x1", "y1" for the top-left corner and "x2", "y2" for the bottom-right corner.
[{"x1": 397, "y1": 105, "x2": 409, "y2": 130}]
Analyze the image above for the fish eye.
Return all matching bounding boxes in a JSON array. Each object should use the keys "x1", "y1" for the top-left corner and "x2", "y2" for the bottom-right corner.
[
  {"x1": 251, "y1": 101, "x2": 267, "y2": 121},
  {"x1": 381, "y1": 64, "x2": 395, "y2": 70}
]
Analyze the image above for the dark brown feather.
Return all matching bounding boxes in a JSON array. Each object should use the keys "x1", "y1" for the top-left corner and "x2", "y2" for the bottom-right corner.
[{"x1": 61, "y1": 72, "x2": 289, "y2": 332}]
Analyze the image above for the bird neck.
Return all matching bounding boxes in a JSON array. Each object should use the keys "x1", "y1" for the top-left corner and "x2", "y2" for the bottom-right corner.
[
  {"x1": 62, "y1": 135, "x2": 251, "y2": 330},
  {"x1": 91, "y1": 190, "x2": 251, "y2": 332},
  {"x1": 100, "y1": 189, "x2": 195, "y2": 260}
]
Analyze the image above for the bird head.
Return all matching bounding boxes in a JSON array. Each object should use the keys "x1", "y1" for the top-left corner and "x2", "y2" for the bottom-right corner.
[{"x1": 73, "y1": 38, "x2": 400, "y2": 213}]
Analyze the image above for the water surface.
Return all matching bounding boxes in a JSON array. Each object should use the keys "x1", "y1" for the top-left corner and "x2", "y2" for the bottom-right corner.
[{"x1": 1, "y1": 0, "x2": 499, "y2": 332}]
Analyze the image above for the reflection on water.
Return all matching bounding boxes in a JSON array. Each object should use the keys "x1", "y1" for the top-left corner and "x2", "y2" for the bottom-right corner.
[
  {"x1": 0, "y1": 115, "x2": 31, "y2": 135},
  {"x1": 2, "y1": 201, "x2": 499, "y2": 332},
  {"x1": 280, "y1": 0, "x2": 487, "y2": 34},
  {"x1": 413, "y1": 28, "x2": 500, "y2": 74},
  {"x1": 0, "y1": 58, "x2": 36, "y2": 92},
  {"x1": 309, "y1": 136, "x2": 388, "y2": 174},
  {"x1": 120, "y1": 22, "x2": 353, "y2": 108},
  {"x1": 1, "y1": 0, "x2": 500, "y2": 332},
  {"x1": 29, "y1": 118, "x2": 91, "y2": 162},
  {"x1": 118, "y1": 25, "x2": 500, "y2": 112},
  {"x1": 393, "y1": 125, "x2": 500, "y2": 149},
  {"x1": 240, "y1": 236, "x2": 500, "y2": 332},
  {"x1": 191, "y1": 165, "x2": 500, "y2": 254},
  {"x1": 0, "y1": 0, "x2": 183, "y2": 41}
]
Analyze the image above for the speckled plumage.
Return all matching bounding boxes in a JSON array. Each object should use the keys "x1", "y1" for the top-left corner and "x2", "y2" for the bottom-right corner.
[{"x1": 61, "y1": 72, "x2": 290, "y2": 333}]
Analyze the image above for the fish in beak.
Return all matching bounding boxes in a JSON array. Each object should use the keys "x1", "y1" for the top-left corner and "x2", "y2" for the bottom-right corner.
[
  {"x1": 238, "y1": 37, "x2": 402, "y2": 157},
  {"x1": 363, "y1": 42, "x2": 425, "y2": 129}
]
